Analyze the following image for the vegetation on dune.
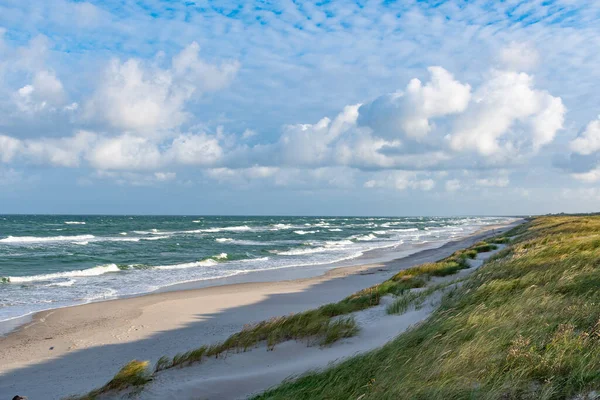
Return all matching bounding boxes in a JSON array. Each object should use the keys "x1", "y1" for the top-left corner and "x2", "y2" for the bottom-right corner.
[
  {"x1": 255, "y1": 216, "x2": 600, "y2": 400},
  {"x1": 67, "y1": 231, "x2": 504, "y2": 399},
  {"x1": 66, "y1": 360, "x2": 152, "y2": 400}
]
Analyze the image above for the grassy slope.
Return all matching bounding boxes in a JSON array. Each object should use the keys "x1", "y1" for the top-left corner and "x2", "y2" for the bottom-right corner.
[
  {"x1": 256, "y1": 216, "x2": 600, "y2": 400},
  {"x1": 66, "y1": 234, "x2": 503, "y2": 399}
]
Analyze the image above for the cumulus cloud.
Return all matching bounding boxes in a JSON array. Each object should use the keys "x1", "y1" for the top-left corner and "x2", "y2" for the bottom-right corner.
[
  {"x1": 87, "y1": 135, "x2": 162, "y2": 170},
  {"x1": 168, "y1": 133, "x2": 223, "y2": 165},
  {"x1": 274, "y1": 104, "x2": 359, "y2": 166},
  {"x1": 13, "y1": 70, "x2": 74, "y2": 113},
  {"x1": 571, "y1": 167, "x2": 600, "y2": 183},
  {"x1": 358, "y1": 67, "x2": 471, "y2": 140},
  {"x1": 449, "y1": 70, "x2": 564, "y2": 156},
  {"x1": 0, "y1": 131, "x2": 95, "y2": 167},
  {"x1": 85, "y1": 42, "x2": 239, "y2": 134},
  {"x1": 570, "y1": 117, "x2": 600, "y2": 155}
]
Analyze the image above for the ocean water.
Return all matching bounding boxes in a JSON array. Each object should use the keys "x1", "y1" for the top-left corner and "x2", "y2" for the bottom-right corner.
[{"x1": 0, "y1": 215, "x2": 513, "y2": 324}]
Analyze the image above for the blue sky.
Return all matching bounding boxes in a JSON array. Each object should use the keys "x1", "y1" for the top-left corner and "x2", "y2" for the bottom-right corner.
[{"x1": 0, "y1": 0, "x2": 599, "y2": 215}]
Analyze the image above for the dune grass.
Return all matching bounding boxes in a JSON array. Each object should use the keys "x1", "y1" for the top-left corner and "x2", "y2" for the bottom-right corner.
[
  {"x1": 66, "y1": 360, "x2": 152, "y2": 399},
  {"x1": 67, "y1": 231, "x2": 506, "y2": 399},
  {"x1": 255, "y1": 216, "x2": 600, "y2": 400}
]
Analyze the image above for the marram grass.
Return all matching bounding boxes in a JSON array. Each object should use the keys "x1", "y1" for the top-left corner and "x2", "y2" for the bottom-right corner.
[{"x1": 255, "y1": 216, "x2": 600, "y2": 400}]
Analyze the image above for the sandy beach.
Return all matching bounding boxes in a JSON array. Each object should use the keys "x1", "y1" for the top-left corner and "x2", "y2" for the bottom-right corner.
[{"x1": 0, "y1": 220, "x2": 521, "y2": 399}]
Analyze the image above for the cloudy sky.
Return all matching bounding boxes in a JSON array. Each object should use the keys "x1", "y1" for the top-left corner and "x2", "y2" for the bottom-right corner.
[{"x1": 0, "y1": 0, "x2": 599, "y2": 216}]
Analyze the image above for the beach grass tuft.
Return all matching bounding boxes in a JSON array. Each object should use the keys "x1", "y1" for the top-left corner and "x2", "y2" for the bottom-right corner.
[{"x1": 67, "y1": 360, "x2": 152, "y2": 399}]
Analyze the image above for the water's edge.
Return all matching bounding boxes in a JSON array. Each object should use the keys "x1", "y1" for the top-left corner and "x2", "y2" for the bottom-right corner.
[{"x1": 0, "y1": 221, "x2": 519, "y2": 337}]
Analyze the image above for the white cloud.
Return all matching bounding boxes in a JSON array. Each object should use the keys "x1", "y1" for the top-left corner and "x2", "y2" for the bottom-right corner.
[
  {"x1": 0, "y1": 135, "x2": 22, "y2": 163},
  {"x1": 87, "y1": 135, "x2": 162, "y2": 170},
  {"x1": 571, "y1": 167, "x2": 600, "y2": 183},
  {"x1": 276, "y1": 104, "x2": 359, "y2": 166},
  {"x1": 23, "y1": 131, "x2": 96, "y2": 167},
  {"x1": 0, "y1": 131, "x2": 95, "y2": 167},
  {"x1": 14, "y1": 70, "x2": 71, "y2": 113},
  {"x1": 168, "y1": 133, "x2": 223, "y2": 165},
  {"x1": 449, "y1": 70, "x2": 564, "y2": 156},
  {"x1": 85, "y1": 42, "x2": 239, "y2": 134},
  {"x1": 570, "y1": 117, "x2": 600, "y2": 155},
  {"x1": 358, "y1": 67, "x2": 471, "y2": 140}
]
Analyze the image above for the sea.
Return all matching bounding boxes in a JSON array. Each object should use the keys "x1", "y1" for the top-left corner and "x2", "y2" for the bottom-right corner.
[{"x1": 0, "y1": 215, "x2": 514, "y2": 328}]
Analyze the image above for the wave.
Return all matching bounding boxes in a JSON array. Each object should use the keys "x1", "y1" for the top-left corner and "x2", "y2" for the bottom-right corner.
[
  {"x1": 216, "y1": 238, "x2": 233, "y2": 243},
  {"x1": 0, "y1": 234, "x2": 95, "y2": 244},
  {"x1": 270, "y1": 224, "x2": 293, "y2": 230},
  {"x1": 198, "y1": 225, "x2": 253, "y2": 233},
  {"x1": 46, "y1": 279, "x2": 76, "y2": 287},
  {"x1": 272, "y1": 240, "x2": 352, "y2": 256},
  {"x1": 355, "y1": 233, "x2": 377, "y2": 241},
  {"x1": 64, "y1": 221, "x2": 86, "y2": 225},
  {"x1": 328, "y1": 228, "x2": 343, "y2": 232},
  {"x1": 5, "y1": 264, "x2": 120, "y2": 283},
  {"x1": 141, "y1": 236, "x2": 170, "y2": 241},
  {"x1": 294, "y1": 230, "x2": 319, "y2": 235},
  {"x1": 215, "y1": 253, "x2": 228, "y2": 260},
  {"x1": 323, "y1": 239, "x2": 354, "y2": 246},
  {"x1": 155, "y1": 259, "x2": 219, "y2": 270}
]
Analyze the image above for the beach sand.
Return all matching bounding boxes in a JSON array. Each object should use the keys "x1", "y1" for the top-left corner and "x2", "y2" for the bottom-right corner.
[{"x1": 0, "y1": 220, "x2": 521, "y2": 399}]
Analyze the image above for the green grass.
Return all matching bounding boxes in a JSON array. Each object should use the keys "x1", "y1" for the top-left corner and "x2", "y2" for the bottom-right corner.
[
  {"x1": 67, "y1": 360, "x2": 152, "y2": 399},
  {"x1": 254, "y1": 216, "x2": 600, "y2": 400}
]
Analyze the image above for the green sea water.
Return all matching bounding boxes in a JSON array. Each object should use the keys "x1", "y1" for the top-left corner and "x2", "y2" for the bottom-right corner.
[{"x1": 0, "y1": 215, "x2": 513, "y2": 323}]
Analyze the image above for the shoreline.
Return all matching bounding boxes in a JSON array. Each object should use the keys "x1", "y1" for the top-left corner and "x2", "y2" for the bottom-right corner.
[
  {"x1": 0, "y1": 220, "x2": 523, "y2": 399},
  {"x1": 0, "y1": 221, "x2": 514, "y2": 336}
]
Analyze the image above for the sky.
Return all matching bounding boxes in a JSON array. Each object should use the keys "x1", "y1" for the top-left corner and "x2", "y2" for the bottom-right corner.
[{"x1": 0, "y1": 0, "x2": 600, "y2": 216}]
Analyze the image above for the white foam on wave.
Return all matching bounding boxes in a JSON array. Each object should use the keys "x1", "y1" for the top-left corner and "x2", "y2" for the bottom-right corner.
[
  {"x1": 0, "y1": 234, "x2": 95, "y2": 244},
  {"x1": 356, "y1": 233, "x2": 377, "y2": 241},
  {"x1": 155, "y1": 259, "x2": 218, "y2": 270},
  {"x1": 294, "y1": 230, "x2": 319, "y2": 235},
  {"x1": 324, "y1": 239, "x2": 354, "y2": 246},
  {"x1": 119, "y1": 232, "x2": 128, "y2": 235},
  {"x1": 72, "y1": 241, "x2": 89, "y2": 245},
  {"x1": 141, "y1": 235, "x2": 169, "y2": 241},
  {"x1": 46, "y1": 279, "x2": 76, "y2": 287},
  {"x1": 328, "y1": 228, "x2": 343, "y2": 232},
  {"x1": 270, "y1": 224, "x2": 293, "y2": 230},
  {"x1": 214, "y1": 253, "x2": 228, "y2": 260},
  {"x1": 215, "y1": 238, "x2": 233, "y2": 243},
  {"x1": 198, "y1": 225, "x2": 253, "y2": 233},
  {"x1": 6, "y1": 264, "x2": 121, "y2": 283},
  {"x1": 64, "y1": 221, "x2": 86, "y2": 225}
]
